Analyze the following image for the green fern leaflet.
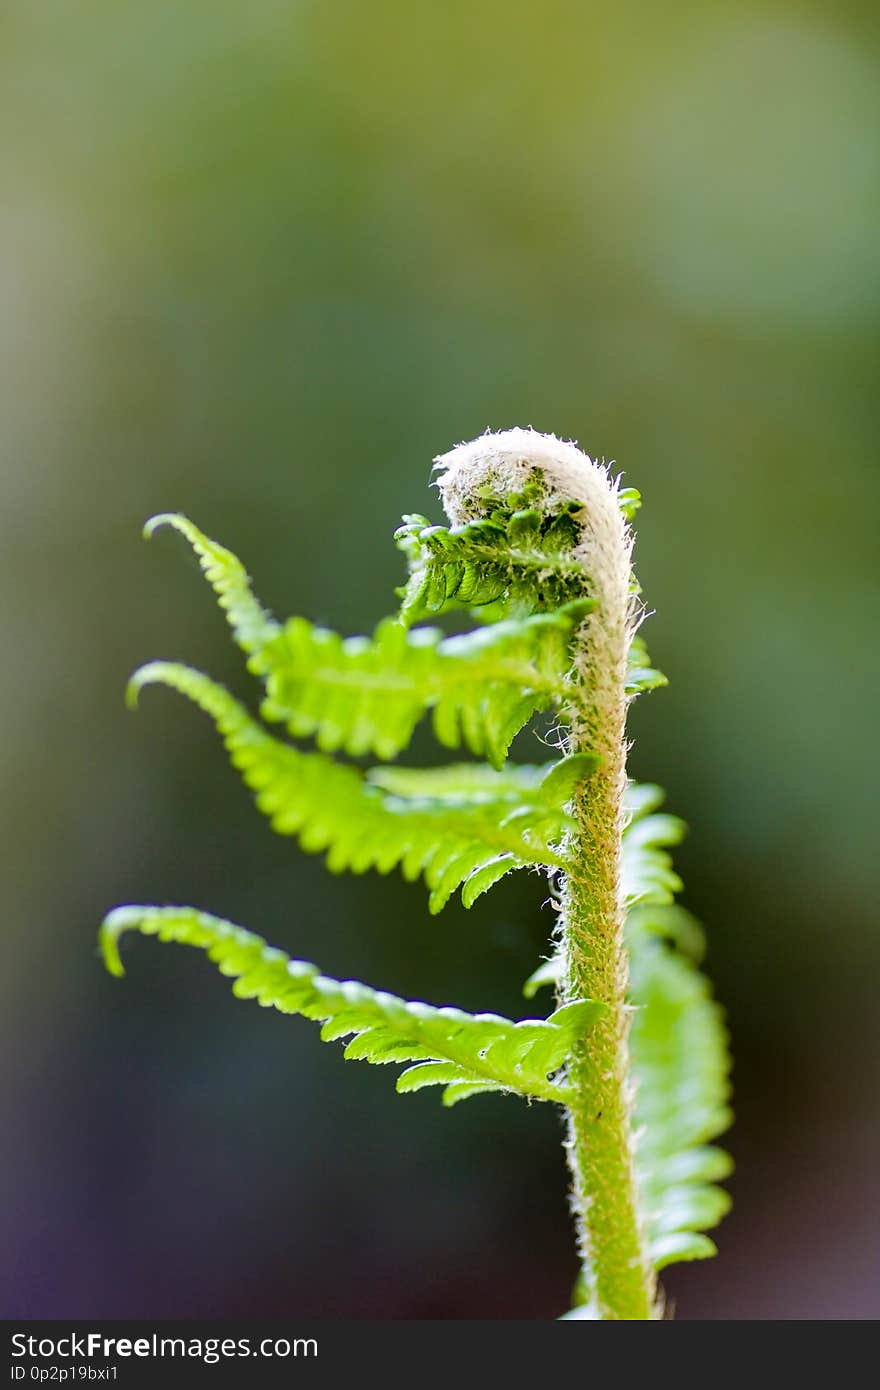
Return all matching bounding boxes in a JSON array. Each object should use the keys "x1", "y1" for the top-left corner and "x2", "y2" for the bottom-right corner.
[{"x1": 102, "y1": 906, "x2": 604, "y2": 1107}]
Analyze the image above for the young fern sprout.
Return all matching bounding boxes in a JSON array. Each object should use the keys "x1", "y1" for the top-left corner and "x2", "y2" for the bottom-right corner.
[{"x1": 102, "y1": 428, "x2": 731, "y2": 1320}]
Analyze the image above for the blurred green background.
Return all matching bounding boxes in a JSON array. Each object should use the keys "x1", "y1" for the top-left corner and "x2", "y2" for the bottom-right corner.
[{"x1": 2, "y1": 0, "x2": 878, "y2": 1319}]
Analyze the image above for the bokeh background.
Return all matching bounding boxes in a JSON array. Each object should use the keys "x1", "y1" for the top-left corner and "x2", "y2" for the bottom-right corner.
[{"x1": 2, "y1": 0, "x2": 878, "y2": 1321}]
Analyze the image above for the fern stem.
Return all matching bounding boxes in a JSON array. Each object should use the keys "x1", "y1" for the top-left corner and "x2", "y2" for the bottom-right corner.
[
  {"x1": 562, "y1": 764, "x2": 655, "y2": 1319},
  {"x1": 436, "y1": 429, "x2": 655, "y2": 1320}
]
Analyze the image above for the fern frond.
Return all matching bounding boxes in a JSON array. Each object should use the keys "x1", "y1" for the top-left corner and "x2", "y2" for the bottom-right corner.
[
  {"x1": 101, "y1": 906, "x2": 604, "y2": 1106},
  {"x1": 395, "y1": 506, "x2": 664, "y2": 701},
  {"x1": 144, "y1": 513, "x2": 280, "y2": 660},
  {"x1": 627, "y1": 907, "x2": 733, "y2": 1270},
  {"x1": 621, "y1": 810, "x2": 686, "y2": 908},
  {"x1": 144, "y1": 513, "x2": 598, "y2": 765},
  {"x1": 394, "y1": 500, "x2": 589, "y2": 626},
  {"x1": 258, "y1": 599, "x2": 594, "y2": 766},
  {"x1": 128, "y1": 663, "x2": 578, "y2": 912},
  {"x1": 618, "y1": 781, "x2": 685, "y2": 907},
  {"x1": 524, "y1": 918, "x2": 732, "y2": 1273},
  {"x1": 623, "y1": 782, "x2": 666, "y2": 820},
  {"x1": 522, "y1": 784, "x2": 732, "y2": 1275},
  {"x1": 366, "y1": 751, "x2": 599, "y2": 808},
  {"x1": 617, "y1": 487, "x2": 642, "y2": 522},
  {"x1": 626, "y1": 635, "x2": 668, "y2": 698}
]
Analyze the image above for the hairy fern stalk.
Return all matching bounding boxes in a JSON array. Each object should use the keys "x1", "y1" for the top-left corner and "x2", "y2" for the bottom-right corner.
[{"x1": 103, "y1": 429, "x2": 731, "y2": 1320}]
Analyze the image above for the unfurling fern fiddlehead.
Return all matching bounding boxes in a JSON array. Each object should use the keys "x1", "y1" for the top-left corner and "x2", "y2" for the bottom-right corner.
[{"x1": 103, "y1": 428, "x2": 731, "y2": 1320}]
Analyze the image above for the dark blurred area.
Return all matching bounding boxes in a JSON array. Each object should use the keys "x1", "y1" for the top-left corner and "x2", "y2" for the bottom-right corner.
[{"x1": 2, "y1": 0, "x2": 878, "y2": 1320}]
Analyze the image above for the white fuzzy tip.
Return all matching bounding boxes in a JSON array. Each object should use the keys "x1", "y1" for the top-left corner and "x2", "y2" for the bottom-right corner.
[
  {"x1": 433, "y1": 427, "x2": 619, "y2": 528},
  {"x1": 434, "y1": 428, "x2": 635, "y2": 661}
]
